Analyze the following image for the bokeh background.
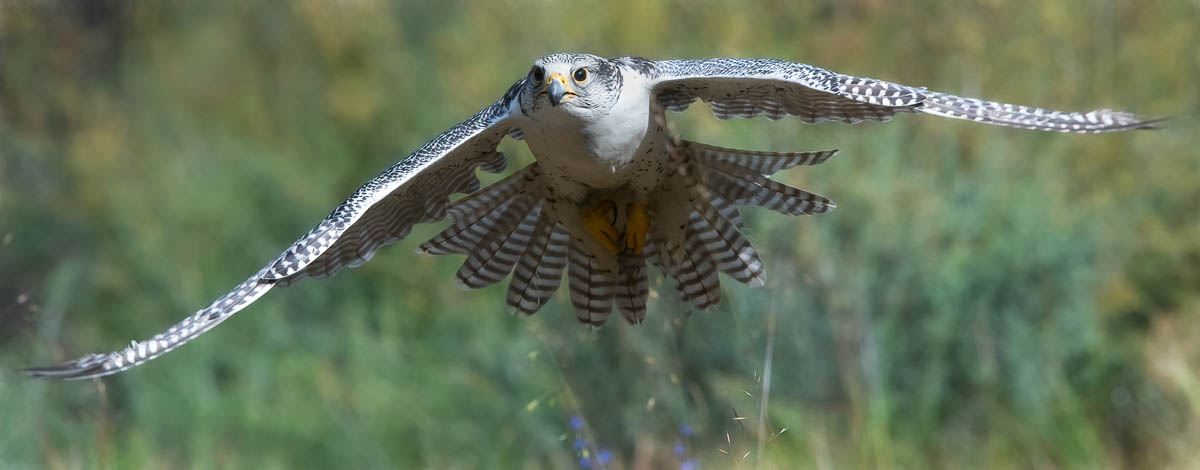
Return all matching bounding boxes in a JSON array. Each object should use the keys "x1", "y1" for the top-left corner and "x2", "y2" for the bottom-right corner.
[{"x1": 2, "y1": 1, "x2": 1197, "y2": 468}]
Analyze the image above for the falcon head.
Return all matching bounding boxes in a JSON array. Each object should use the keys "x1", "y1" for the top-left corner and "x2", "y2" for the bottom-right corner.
[{"x1": 522, "y1": 53, "x2": 622, "y2": 117}]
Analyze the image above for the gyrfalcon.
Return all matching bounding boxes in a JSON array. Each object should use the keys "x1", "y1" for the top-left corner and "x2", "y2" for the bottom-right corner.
[{"x1": 27, "y1": 53, "x2": 1161, "y2": 379}]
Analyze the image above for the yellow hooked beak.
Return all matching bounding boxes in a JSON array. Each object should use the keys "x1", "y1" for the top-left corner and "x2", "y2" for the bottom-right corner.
[{"x1": 543, "y1": 73, "x2": 577, "y2": 106}]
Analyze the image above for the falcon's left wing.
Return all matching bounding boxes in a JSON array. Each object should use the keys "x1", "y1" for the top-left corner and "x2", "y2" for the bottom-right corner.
[
  {"x1": 26, "y1": 80, "x2": 527, "y2": 380},
  {"x1": 644, "y1": 57, "x2": 1161, "y2": 132}
]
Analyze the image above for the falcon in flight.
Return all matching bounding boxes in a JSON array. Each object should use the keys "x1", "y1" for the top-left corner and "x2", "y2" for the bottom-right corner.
[{"x1": 27, "y1": 53, "x2": 1159, "y2": 379}]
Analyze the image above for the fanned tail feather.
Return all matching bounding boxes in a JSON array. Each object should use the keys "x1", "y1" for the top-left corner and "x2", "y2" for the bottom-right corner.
[
  {"x1": 419, "y1": 197, "x2": 522, "y2": 256},
  {"x1": 420, "y1": 163, "x2": 562, "y2": 297},
  {"x1": 419, "y1": 165, "x2": 542, "y2": 255},
  {"x1": 700, "y1": 162, "x2": 836, "y2": 216},
  {"x1": 686, "y1": 141, "x2": 838, "y2": 174},
  {"x1": 418, "y1": 140, "x2": 836, "y2": 323},
  {"x1": 454, "y1": 202, "x2": 540, "y2": 289},
  {"x1": 690, "y1": 198, "x2": 765, "y2": 286},
  {"x1": 567, "y1": 237, "x2": 615, "y2": 326},
  {"x1": 446, "y1": 164, "x2": 540, "y2": 223},
  {"x1": 506, "y1": 217, "x2": 569, "y2": 315},
  {"x1": 645, "y1": 140, "x2": 837, "y2": 310},
  {"x1": 645, "y1": 218, "x2": 722, "y2": 311},
  {"x1": 614, "y1": 253, "x2": 649, "y2": 324}
]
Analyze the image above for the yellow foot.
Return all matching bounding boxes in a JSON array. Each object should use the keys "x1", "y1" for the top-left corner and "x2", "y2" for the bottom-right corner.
[
  {"x1": 625, "y1": 202, "x2": 649, "y2": 255},
  {"x1": 581, "y1": 200, "x2": 619, "y2": 254}
]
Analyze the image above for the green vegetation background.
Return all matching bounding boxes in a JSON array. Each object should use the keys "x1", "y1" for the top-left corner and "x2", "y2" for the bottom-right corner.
[{"x1": 1, "y1": 1, "x2": 1197, "y2": 468}]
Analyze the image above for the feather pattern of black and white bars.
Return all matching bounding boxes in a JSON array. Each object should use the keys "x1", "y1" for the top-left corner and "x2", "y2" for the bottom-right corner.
[
  {"x1": 416, "y1": 139, "x2": 837, "y2": 323},
  {"x1": 650, "y1": 58, "x2": 1162, "y2": 132}
]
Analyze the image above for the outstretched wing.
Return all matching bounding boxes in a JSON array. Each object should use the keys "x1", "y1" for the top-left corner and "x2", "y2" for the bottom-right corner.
[
  {"x1": 645, "y1": 58, "x2": 1161, "y2": 132},
  {"x1": 25, "y1": 80, "x2": 526, "y2": 380}
]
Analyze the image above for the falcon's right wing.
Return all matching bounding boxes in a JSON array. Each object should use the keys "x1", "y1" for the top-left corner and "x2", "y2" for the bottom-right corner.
[{"x1": 26, "y1": 79, "x2": 528, "y2": 380}]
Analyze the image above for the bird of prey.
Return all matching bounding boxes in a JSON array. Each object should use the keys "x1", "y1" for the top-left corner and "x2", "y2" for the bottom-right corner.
[{"x1": 27, "y1": 53, "x2": 1159, "y2": 379}]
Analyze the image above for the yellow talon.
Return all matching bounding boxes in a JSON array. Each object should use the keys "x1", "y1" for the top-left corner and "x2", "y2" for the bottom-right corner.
[
  {"x1": 625, "y1": 202, "x2": 649, "y2": 255},
  {"x1": 581, "y1": 201, "x2": 619, "y2": 255}
]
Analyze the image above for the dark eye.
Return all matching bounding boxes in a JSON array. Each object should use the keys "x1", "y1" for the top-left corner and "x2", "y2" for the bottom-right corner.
[
  {"x1": 531, "y1": 66, "x2": 545, "y2": 83},
  {"x1": 572, "y1": 67, "x2": 588, "y2": 83}
]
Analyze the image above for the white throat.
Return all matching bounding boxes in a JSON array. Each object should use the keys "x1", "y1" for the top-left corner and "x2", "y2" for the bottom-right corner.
[{"x1": 517, "y1": 69, "x2": 657, "y2": 192}]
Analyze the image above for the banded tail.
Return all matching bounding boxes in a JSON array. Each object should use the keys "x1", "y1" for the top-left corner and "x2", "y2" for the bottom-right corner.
[{"x1": 419, "y1": 141, "x2": 837, "y2": 324}]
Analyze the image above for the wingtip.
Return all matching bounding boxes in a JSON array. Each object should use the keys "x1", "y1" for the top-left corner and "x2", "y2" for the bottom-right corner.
[
  {"x1": 1135, "y1": 116, "x2": 1170, "y2": 130},
  {"x1": 23, "y1": 352, "x2": 119, "y2": 380},
  {"x1": 23, "y1": 363, "x2": 107, "y2": 381},
  {"x1": 22, "y1": 365, "x2": 56, "y2": 378}
]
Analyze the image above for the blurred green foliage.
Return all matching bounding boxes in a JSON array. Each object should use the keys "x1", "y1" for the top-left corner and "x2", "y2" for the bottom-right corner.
[{"x1": 1, "y1": 1, "x2": 1198, "y2": 468}]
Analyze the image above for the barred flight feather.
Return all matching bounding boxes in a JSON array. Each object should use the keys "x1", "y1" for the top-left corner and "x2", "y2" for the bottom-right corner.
[
  {"x1": 707, "y1": 194, "x2": 746, "y2": 230},
  {"x1": 690, "y1": 196, "x2": 765, "y2": 287},
  {"x1": 635, "y1": 139, "x2": 838, "y2": 310},
  {"x1": 420, "y1": 164, "x2": 543, "y2": 255},
  {"x1": 568, "y1": 238, "x2": 614, "y2": 326},
  {"x1": 920, "y1": 94, "x2": 1164, "y2": 133},
  {"x1": 455, "y1": 200, "x2": 540, "y2": 289},
  {"x1": 615, "y1": 253, "x2": 649, "y2": 324},
  {"x1": 658, "y1": 78, "x2": 913, "y2": 124},
  {"x1": 685, "y1": 141, "x2": 838, "y2": 175},
  {"x1": 420, "y1": 198, "x2": 519, "y2": 256},
  {"x1": 281, "y1": 159, "x2": 489, "y2": 285},
  {"x1": 24, "y1": 266, "x2": 278, "y2": 379},
  {"x1": 446, "y1": 164, "x2": 542, "y2": 224},
  {"x1": 654, "y1": 58, "x2": 1159, "y2": 133},
  {"x1": 684, "y1": 213, "x2": 724, "y2": 311},
  {"x1": 662, "y1": 217, "x2": 723, "y2": 311},
  {"x1": 700, "y1": 164, "x2": 835, "y2": 216},
  {"x1": 506, "y1": 217, "x2": 569, "y2": 315}
]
